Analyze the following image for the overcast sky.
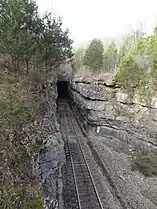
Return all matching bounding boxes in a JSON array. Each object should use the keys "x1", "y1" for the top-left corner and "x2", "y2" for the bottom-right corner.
[{"x1": 36, "y1": 0, "x2": 157, "y2": 46}]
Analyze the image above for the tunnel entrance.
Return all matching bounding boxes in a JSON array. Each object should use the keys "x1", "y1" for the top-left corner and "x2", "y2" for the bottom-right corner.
[{"x1": 57, "y1": 81, "x2": 68, "y2": 99}]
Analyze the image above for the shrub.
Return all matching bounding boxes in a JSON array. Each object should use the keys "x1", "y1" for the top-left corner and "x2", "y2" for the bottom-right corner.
[
  {"x1": 132, "y1": 152, "x2": 157, "y2": 177},
  {"x1": 115, "y1": 54, "x2": 143, "y2": 96}
]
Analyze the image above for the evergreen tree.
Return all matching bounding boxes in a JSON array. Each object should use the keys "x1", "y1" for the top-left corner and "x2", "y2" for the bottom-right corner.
[
  {"x1": 0, "y1": 1, "x2": 73, "y2": 208},
  {"x1": 73, "y1": 47, "x2": 86, "y2": 69},
  {"x1": 0, "y1": 0, "x2": 38, "y2": 73},
  {"x1": 0, "y1": 0, "x2": 73, "y2": 74},
  {"x1": 83, "y1": 39, "x2": 104, "y2": 71},
  {"x1": 103, "y1": 41, "x2": 117, "y2": 72}
]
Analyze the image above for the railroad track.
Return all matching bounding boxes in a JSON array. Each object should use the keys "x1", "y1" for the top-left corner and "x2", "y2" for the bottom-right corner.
[{"x1": 58, "y1": 100, "x2": 103, "y2": 209}]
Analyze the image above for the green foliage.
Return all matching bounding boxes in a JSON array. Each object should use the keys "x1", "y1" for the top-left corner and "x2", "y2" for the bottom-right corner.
[
  {"x1": 0, "y1": 0, "x2": 73, "y2": 74},
  {"x1": 146, "y1": 34, "x2": 157, "y2": 88},
  {"x1": 0, "y1": 187, "x2": 43, "y2": 209},
  {"x1": 116, "y1": 54, "x2": 143, "y2": 95},
  {"x1": 73, "y1": 47, "x2": 86, "y2": 70},
  {"x1": 120, "y1": 37, "x2": 148, "y2": 90},
  {"x1": 116, "y1": 28, "x2": 157, "y2": 101},
  {"x1": 6, "y1": 101, "x2": 33, "y2": 127},
  {"x1": 150, "y1": 65, "x2": 157, "y2": 88},
  {"x1": 117, "y1": 30, "x2": 145, "y2": 64},
  {"x1": 0, "y1": 76, "x2": 34, "y2": 130},
  {"x1": 117, "y1": 34, "x2": 135, "y2": 65},
  {"x1": 0, "y1": 1, "x2": 73, "y2": 208},
  {"x1": 137, "y1": 74, "x2": 152, "y2": 106},
  {"x1": 103, "y1": 41, "x2": 117, "y2": 72},
  {"x1": 41, "y1": 13, "x2": 73, "y2": 70},
  {"x1": 0, "y1": 0, "x2": 38, "y2": 70},
  {"x1": 83, "y1": 39, "x2": 104, "y2": 71},
  {"x1": 132, "y1": 152, "x2": 157, "y2": 177},
  {"x1": 0, "y1": 192, "x2": 12, "y2": 209}
]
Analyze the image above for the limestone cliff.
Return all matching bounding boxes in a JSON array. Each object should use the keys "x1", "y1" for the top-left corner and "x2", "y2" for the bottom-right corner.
[
  {"x1": 69, "y1": 73, "x2": 157, "y2": 209},
  {"x1": 39, "y1": 75, "x2": 65, "y2": 209},
  {"x1": 70, "y1": 74, "x2": 157, "y2": 152}
]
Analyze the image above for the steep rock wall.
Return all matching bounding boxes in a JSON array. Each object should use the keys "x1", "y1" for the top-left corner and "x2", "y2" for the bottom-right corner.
[
  {"x1": 70, "y1": 74, "x2": 157, "y2": 153},
  {"x1": 38, "y1": 75, "x2": 65, "y2": 209},
  {"x1": 69, "y1": 73, "x2": 157, "y2": 208}
]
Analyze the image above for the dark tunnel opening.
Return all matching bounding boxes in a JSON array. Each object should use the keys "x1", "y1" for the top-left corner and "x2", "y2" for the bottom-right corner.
[{"x1": 57, "y1": 81, "x2": 69, "y2": 99}]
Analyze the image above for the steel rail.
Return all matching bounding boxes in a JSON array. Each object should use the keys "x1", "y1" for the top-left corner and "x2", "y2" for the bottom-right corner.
[{"x1": 63, "y1": 102, "x2": 104, "y2": 209}]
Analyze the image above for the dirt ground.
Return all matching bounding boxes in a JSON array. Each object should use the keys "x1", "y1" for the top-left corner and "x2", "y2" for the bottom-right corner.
[{"x1": 91, "y1": 135, "x2": 157, "y2": 209}]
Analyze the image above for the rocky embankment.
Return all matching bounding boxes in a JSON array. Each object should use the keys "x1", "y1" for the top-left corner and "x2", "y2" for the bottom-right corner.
[
  {"x1": 69, "y1": 73, "x2": 157, "y2": 209},
  {"x1": 0, "y1": 70, "x2": 65, "y2": 209},
  {"x1": 38, "y1": 75, "x2": 65, "y2": 209},
  {"x1": 70, "y1": 73, "x2": 157, "y2": 152},
  {"x1": 38, "y1": 59, "x2": 72, "y2": 209}
]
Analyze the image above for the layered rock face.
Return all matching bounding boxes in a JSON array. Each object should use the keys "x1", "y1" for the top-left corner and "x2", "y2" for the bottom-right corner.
[
  {"x1": 38, "y1": 61, "x2": 72, "y2": 209},
  {"x1": 69, "y1": 73, "x2": 157, "y2": 209},
  {"x1": 70, "y1": 74, "x2": 157, "y2": 153},
  {"x1": 38, "y1": 75, "x2": 65, "y2": 209}
]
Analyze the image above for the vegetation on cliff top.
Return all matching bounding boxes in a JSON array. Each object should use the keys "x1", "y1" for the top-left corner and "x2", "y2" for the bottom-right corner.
[
  {"x1": 132, "y1": 152, "x2": 157, "y2": 177},
  {"x1": 0, "y1": 0, "x2": 73, "y2": 208},
  {"x1": 73, "y1": 26, "x2": 157, "y2": 104}
]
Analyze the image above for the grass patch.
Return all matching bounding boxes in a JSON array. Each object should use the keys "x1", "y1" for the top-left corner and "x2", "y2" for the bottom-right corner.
[
  {"x1": 0, "y1": 186, "x2": 43, "y2": 209},
  {"x1": 132, "y1": 152, "x2": 157, "y2": 177}
]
